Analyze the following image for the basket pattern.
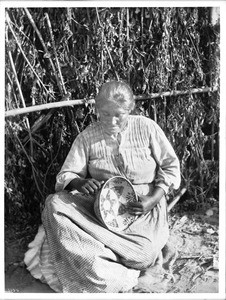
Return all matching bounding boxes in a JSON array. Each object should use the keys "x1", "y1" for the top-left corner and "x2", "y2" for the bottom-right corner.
[{"x1": 94, "y1": 176, "x2": 138, "y2": 231}]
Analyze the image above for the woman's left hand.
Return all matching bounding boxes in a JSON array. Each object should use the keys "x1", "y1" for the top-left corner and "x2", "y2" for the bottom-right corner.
[
  {"x1": 127, "y1": 194, "x2": 159, "y2": 215},
  {"x1": 127, "y1": 186, "x2": 165, "y2": 216}
]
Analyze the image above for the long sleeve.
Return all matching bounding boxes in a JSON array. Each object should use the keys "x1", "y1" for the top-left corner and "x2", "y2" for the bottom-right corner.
[
  {"x1": 148, "y1": 120, "x2": 181, "y2": 194},
  {"x1": 55, "y1": 134, "x2": 89, "y2": 192}
]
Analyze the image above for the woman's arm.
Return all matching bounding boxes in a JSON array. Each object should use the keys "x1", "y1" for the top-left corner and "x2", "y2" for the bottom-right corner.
[
  {"x1": 128, "y1": 119, "x2": 181, "y2": 215},
  {"x1": 66, "y1": 177, "x2": 104, "y2": 195},
  {"x1": 149, "y1": 119, "x2": 181, "y2": 194},
  {"x1": 55, "y1": 134, "x2": 89, "y2": 192}
]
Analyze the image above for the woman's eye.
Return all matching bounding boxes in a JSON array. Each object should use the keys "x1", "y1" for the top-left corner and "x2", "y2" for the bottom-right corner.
[
  {"x1": 101, "y1": 111, "x2": 126, "y2": 118},
  {"x1": 116, "y1": 114, "x2": 125, "y2": 119}
]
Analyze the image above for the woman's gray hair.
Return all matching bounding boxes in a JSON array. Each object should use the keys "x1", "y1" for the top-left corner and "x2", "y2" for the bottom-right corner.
[{"x1": 95, "y1": 80, "x2": 135, "y2": 111}]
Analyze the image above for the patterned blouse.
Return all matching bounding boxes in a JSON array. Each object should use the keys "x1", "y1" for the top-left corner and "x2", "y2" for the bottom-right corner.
[{"x1": 55, "y1": 115, "x2": 181, "y2": 194}]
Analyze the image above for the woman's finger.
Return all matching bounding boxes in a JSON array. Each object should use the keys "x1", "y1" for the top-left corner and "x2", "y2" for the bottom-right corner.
[
  {"x1": 127, "y1": 206, "x2": 143, "y2": 214},
  {"x1": 127, "y1": 202, "x2": 142, "y2": 208},
  {"x1": 88, "y1": 179, "x2": 104, "y2": 190},
  {"x1": 83, "y1": 182, "x2": 96, "y2": 194},
  {"x1": 128, "y1": 209, "x2": 143, "y2": 215},
  {"x1": 87, "y1": 182, "x2": 99, "y2": 192},
  {"x1": 82, "y1": 186, "x2": 92, "y2": 195},
  {"x1": 129, "y1": 206, "x2": 142, "y2": 211},
  {"x1": 91, "y1": 179, "x2": 105, "y2": 188}
]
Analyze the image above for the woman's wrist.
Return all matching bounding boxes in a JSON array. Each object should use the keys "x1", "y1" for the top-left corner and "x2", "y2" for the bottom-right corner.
[
  {"x1": 65, "y1": 177, "x2": 85, "y2": 191},
  {"x1": 150, "y1": 186, "x2": 165, "y2": 203}
]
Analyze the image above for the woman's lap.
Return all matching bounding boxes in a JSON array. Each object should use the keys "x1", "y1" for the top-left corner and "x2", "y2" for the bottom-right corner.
[{"x1": 38, "y1": 190, "x2": 169, "y2": 292}]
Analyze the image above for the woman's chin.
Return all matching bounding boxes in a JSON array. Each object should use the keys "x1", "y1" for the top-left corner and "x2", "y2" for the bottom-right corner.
[{"x1": 106, "y1": 128, "x2": 120, "y2": 135}]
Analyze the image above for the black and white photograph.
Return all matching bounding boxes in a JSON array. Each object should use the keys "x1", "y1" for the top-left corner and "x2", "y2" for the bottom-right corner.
[{"x1": 1, "y1": 1, "x2": 225, "y2": 299}]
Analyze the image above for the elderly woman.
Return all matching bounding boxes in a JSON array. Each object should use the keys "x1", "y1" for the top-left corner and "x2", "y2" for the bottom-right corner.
[{"x1": 24, "y1": 80, "x2": 181, "y2": 293}]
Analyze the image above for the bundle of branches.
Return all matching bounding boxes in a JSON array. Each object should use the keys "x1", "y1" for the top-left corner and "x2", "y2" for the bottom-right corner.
[{"x1": 5, "y1": 7, "x2": 219, "y2": 226}]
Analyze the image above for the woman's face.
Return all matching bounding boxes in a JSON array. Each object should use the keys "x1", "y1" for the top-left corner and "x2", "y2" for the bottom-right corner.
[{"x1": 97, "y1": 102, "x2": 130, "y2": 135}]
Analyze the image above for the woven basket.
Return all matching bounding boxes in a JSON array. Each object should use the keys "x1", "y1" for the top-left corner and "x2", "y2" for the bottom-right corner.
[{"x1": 94, "y1": 176, "x2": 138, "y2": 232}]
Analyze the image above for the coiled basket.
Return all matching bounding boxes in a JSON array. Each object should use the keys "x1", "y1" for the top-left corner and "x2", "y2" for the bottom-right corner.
[{"x1": 94, "y1": 176, "x2": 138, "y2": 232}]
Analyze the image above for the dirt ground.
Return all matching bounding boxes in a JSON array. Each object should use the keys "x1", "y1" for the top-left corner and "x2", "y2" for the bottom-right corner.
[{"x1": 4, "y1": 208, "x2": 220, "y2": 294}]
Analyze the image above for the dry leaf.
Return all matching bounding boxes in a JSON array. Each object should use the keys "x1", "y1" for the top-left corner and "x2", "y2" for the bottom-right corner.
[
  {"x1": 206, "y1": 228, "x2": 215, "y2": 235},
  {"x1": 205, "y1": 209, "x2": 214, "y2": 217}
]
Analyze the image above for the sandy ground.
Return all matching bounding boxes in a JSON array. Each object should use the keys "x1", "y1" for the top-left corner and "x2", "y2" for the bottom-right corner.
[{"x1": 4, "y1": 210, "x2": 219, "y2": 294}]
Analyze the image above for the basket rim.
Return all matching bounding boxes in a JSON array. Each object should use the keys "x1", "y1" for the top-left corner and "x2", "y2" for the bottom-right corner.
[{"x1": 99, "y1": 175, "x2": 138, "y2": 201}]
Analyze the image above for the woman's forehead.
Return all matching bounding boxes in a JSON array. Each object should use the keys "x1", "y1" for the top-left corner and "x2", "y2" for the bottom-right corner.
[{"x1": 97, "y1": 101, "x2": 128, "y2": 113}]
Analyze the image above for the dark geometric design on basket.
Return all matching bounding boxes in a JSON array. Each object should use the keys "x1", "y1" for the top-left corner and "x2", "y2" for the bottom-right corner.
[
  {"x1": 117, "y1": 202, "x2": 128, "y2": 215},
  {"x1": 110, "y1": 177, "x2": 124, "y2": 186},
  {"x1": 110, "y1": 186, "x2": 124, "y2": 198},
  {"x1": 125, "y1": 191, "x2": 136, "y2": 203},
  {"x1": 122, "y1": 215, "x2": 136, "y2": 226}
]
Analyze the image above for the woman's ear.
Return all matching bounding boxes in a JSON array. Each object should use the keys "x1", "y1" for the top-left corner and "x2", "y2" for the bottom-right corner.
[
  {"x1": 130, "y1": 102, "x2": 136, "y2": 114},
  {"x1": 95, "y1": 107, "x2": 100, "y2": 120}
]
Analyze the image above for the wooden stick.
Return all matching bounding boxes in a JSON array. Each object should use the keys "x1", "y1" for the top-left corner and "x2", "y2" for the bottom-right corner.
[
  {"x1": 105, "y1": 43, "x2": 120, "y2": 81},
  {"x1": 5, "y1": 86, "x2": 218, "y2": 118},
  {"x1": 179, "y1": 255, "x2": 212, "y2": 260},
  {"x1": 135, "y1": 86, "x2": 218, "y2": 100},
  {"x1": 6, "y1": 12, "x2": 52, "y2": 98},
  {"x1": 126, "y1": 8, "x2": 130, "y2": 43},
  {"x1": 7, "y1": 39, "x2": 34, "y2": 153},
  {"x1": 14, "y1": 133, "x2": 44, "y2": 198},
  {"x1": 6, "y1": 24, "x2": 32, "y2": 144},
  {"x1": 5, "y1": 99, "x2": 95, "y2": 117},
  {"x1": 6, "y1": 72, "x2": 21, "y2": 110},
  {"x1": 6, "y1": 29, "x2": 26, "y2": 109},
  {"x1": 95, "y1": 8, "x2": 119, "y2": 81},
  {"x1": 45, "y1": 12, "x2": 67, "y2": 95},
  {"x1": 95, "y1": 7, "x2": 102, "y2": 28},
  {"x1": 23, "y1": 8, "x2": 61, "y2": 96},
  {"x1": 22, "y1": 110, "x2": 54, "y2": 144},
  {"x1": 167, "y1": 187, "x2": 187, "y2": 212}
]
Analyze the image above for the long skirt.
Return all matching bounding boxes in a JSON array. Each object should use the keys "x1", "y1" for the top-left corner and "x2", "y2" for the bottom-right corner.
[{"x1": 24, "y1": 187, "x2": 169, "y2": 293}]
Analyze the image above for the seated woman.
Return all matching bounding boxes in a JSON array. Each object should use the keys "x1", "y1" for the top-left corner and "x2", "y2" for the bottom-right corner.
[{"x1": 24, "y1": 80, "x2": 181, "y2": 293}]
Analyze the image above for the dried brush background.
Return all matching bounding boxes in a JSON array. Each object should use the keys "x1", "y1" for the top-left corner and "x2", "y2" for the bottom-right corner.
[{"x1": 5, "y1": 7, "x2": 219, "y2": 229}]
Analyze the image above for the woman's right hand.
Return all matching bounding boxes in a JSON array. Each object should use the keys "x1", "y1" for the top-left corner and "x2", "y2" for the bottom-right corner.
[{"x1": 67, "y1": 178, "x2": 104, "y2": 195}]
